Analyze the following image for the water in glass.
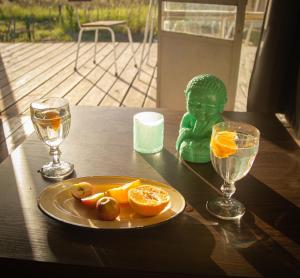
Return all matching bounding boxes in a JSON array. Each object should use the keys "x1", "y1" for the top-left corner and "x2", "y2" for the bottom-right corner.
[
  {"x1": 32, "y1": 108, "x2": 71, "y2": 147},
  {"x1": 211, "y1": 132, "x2": 259, "y2": 184},
  {"x1": 206, "y1": 121, "x2": 260, "y2": 220},
  {"x1": 30, "y1": 98, "x2": 74, "y2": 180}
]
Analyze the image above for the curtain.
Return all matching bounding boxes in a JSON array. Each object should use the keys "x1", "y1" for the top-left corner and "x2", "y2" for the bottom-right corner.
[{"x1": 247, "y1": 0, "x2": 300, "y2": 137}]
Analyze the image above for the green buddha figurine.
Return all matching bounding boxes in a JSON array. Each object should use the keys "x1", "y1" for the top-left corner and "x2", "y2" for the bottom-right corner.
[{"x1": 176, "y1": 74, "x2": 227, "y2": 163}]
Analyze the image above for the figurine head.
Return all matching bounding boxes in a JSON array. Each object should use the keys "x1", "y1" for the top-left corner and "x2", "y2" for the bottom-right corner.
[{"x1": 185, "y1": 74, "x2": 227, "y2": 120}]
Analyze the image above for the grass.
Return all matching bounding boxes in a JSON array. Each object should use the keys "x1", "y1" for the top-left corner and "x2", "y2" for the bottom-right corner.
[{"x1": 0, "y1": 3, "x2": 151, "y2": 42}]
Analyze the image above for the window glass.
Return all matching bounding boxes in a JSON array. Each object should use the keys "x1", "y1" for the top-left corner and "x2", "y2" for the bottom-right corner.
[{"x1": 162, "y1": 1, "x2": 237, "y2": 40}]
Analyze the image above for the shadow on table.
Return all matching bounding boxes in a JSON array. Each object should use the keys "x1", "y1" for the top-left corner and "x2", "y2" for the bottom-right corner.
[
  {"x1": 186, "y1": 159, "x2": 300, "y2": 246},
  {"x1": 139, "y1": 148, "x2": 300, "y2": 276},
  {"x1": 216, "y1": 212, "x2": 300, "y2": 277},
  {"x1": 47, "y1": 212, "x2": 226, "y2": 277},
  {"x1": 0, "y1": 157, "x2": 34, "y2": 261},
  {"x1": 0, "y1": 49, "x2": 37, "y2": 268}
]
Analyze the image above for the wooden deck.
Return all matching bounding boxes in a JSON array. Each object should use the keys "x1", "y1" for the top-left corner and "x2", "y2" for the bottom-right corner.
[
  {"x1": 0, "y1": 42, "x2": 298, "y2": 164},
  {"x1": 0, "y1": 42, "x2": 157, "y2": 163}
]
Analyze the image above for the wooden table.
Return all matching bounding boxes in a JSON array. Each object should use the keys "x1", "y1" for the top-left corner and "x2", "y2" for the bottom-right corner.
[{"x1": 0, "y1": 107, "x2": 299, "y2": 277}]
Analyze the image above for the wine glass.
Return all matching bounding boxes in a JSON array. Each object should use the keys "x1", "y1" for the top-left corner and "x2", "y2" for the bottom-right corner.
[
  {"x1": 30, "y1": 98, "x2": 74, "y2": 180},
  {"x1": 206, "y1": 121, "x2": 260, "y2": 220}
]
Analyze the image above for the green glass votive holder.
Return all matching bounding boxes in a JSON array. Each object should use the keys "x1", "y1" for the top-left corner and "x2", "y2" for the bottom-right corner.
[{"x1": 133, "y1": 112, "x2": 164, "y2": 154}]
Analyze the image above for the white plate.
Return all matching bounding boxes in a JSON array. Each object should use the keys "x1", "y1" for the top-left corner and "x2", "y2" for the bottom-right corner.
[{"x1": 38, "y1": 176, "x2": 186, "y2": 230}]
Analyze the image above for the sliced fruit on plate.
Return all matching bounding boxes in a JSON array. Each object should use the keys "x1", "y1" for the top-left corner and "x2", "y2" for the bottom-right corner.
[
  {"x1": 81, "y1": 192, "x2": 105, "y2": 208},
  {"x1": 106, "y1": 179, "x2": 141, "y2": 204},
  {"x1": 128, "y1": 185, "x2": 170, "y2": 217},
  {"x1": 96, "y1": 196, "x2": 120, "y2": 221},
  {"x1": 70, "y1": 182, "x2": 93, "y2": 200}
]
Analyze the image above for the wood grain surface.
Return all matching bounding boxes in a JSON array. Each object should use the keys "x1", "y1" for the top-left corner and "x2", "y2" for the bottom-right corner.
[
  {"x1": 0, "y1": 107, "x2": 299, "y2": 277},
  {"x1": 0, "y1": 43, "x2": 157, "y2": 165}
]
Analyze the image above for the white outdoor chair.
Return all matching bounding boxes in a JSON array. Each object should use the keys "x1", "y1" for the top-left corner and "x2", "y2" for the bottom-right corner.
[{"x1": 69, "y1": 0, "x2": 137, "y2": 76}]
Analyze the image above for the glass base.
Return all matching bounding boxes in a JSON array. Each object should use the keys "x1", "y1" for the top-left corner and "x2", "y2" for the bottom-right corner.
[
  {"x1": 40, "y1": 161, "x2": 74, "y2": 181},
  {"x1": 206, "y1": 197, "x2": 245, "y2": 220}
]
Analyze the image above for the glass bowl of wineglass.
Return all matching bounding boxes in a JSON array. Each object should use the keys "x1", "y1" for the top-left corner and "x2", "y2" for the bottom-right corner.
[
  {"x1": 30, "y1": 98, "x2": 74, "y2": 180},
  {"x1": 206, "y1": 121, "x2": 260, "y2": 220}
]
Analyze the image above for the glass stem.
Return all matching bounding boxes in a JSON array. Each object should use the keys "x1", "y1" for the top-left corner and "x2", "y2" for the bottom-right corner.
[
  {"x1": 221, "y1": 181, "x2": 236, "y2": 203},
  {"x1": 49, "y1": 146, "x2": 61, "y2": 166}
]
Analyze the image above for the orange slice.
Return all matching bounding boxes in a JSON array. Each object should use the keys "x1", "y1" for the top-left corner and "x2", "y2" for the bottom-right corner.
[
  {"x1": 106, "y1": 179, "x2": 141, "y2": 204},
  {"x1": 42, "y1": 111, "x2": 61, "y2": 131},
  {"x1": 211, "y1": 131, "x2": 238, "y2": 158},
  {"x1": 128, "y1": 185, "x2": 170, "y2": 217}
]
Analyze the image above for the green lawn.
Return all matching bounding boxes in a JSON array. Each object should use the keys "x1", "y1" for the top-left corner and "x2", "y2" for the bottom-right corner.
[{"x1": 0, "y1": 3, "x2": 151, "y2": 42}]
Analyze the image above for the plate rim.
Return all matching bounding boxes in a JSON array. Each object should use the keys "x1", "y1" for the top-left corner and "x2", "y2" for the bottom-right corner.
[{"x1": 37, "y1": 175, "x2": 186, "y2": 230}]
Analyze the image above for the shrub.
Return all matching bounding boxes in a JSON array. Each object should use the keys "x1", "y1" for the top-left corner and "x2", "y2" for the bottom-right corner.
[{"x1": 0, "y1": 1, "x2": 152, "y2": 42}]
